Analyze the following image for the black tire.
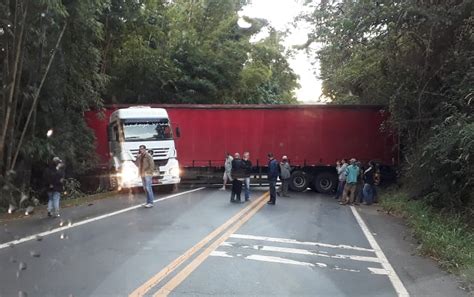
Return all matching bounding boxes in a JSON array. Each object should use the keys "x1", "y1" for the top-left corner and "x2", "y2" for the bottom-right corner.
[
  {"x1": 289, "y1": 171, "x2": 311, "y2": 192},
  {"x1": 314, "y1": 172, "x2": 338, "y2": 194}
]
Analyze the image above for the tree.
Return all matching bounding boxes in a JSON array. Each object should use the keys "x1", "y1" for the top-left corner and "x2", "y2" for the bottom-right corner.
[
  {"x1": 103, "y1": 0, "x2": 298, "y2": 104},
  {"x1": 302, "y1": 0, "x2": 473, "y2": 210},
  {"x1": 0, "y1": 0, "x2": 108, "y2": 208}
]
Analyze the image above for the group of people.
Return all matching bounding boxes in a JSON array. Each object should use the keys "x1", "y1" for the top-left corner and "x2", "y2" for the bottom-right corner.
[
  {"x1": 221, "y1": 153, "x2": 380, "y2": 207},
  {"x1": 222, "y1": 152, "x2": 252, "y2": 203},
  {"x1": 222, "y1": 152, "x2": 292, "y2": 205},
  {"x1": 43, "y1": 148, "x2": 381, "y2": 218},
  {"x1": 335, "y1": 158, "x2": 380, "y2": 206}
]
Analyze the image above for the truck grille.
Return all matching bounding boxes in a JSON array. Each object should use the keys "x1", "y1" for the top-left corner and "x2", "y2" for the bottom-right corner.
[
  {"x1": 130, "y1": 148, "x2": 170, "y2": 159},
  {"x1": 154, "y1": 159, "x2": 168, "y2": 167}
]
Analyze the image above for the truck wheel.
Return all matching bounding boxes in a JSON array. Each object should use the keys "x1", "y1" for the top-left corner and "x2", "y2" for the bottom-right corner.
[
  {"x1": 314, "y1": 172, "x2": 337, "y2": 194},
  {"x1": 289, "y1": 171, "x2": 310, "y2": 192}
]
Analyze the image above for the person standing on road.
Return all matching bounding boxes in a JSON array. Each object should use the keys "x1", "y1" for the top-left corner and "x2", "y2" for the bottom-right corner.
[
  {"x1": 137, "y1": 145, "x2": 155, "y2": 208},
  {"x1": 267, "y1": 153, "x2": 279, "y2": 205},
  {"x1": 230, "y1": 153, "x2": 245, "y2": 203},
  {"x1": 277, "y1": 156, "x2": 291, "y2": 197},
  {"x1": 231, "y1": 153, "x2": 245, "y2": 203},
  {"x1": 341, "y1": 158, "x2": 359, "y2": 205},
  {"x1": 242, "y1": 152, "x2": 252, "y2": 202},
  {"x1": 43, "y1": 157, "x2": 65, "y2": 218},
  {"x1": 221, "y1": 153, "x2": 233, "y2": 190},
  {"x1": 373, "y1": 164, "x2": 381, "y2": 203},
  {"x1": 354, "y1": 161, "x2": 364, "y2": 205},
  {"x1": 362, "y1": 161, "x2": 376, "y2": 205},
  {"x1": 335, "y1": 159, "x2": 348, "y2": 201}
]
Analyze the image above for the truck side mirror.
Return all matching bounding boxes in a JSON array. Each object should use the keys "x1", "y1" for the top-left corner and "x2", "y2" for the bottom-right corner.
[{"x1": 175, "y1": 127, "x2": 181, "y2": 138}]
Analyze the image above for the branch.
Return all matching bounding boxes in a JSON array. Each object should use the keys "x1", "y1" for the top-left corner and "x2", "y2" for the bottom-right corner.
[{"x1": 10, "y1": 23, "x2": 68, "y2": 170}]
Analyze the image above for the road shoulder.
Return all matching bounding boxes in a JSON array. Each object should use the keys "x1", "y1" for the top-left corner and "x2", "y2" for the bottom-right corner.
[{"x1": 356, "y1": 204, "x2": 470, "y2": 297}]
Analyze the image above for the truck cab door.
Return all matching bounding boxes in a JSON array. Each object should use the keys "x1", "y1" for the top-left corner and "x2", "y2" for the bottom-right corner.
[{"x1": 108, "y1": 123, "x2": 122, "y2": 168}]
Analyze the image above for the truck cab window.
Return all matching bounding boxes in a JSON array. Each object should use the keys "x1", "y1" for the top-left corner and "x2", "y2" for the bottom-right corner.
[{"x1": 122, "y1": 119, "x2": 173, "y2": 141}]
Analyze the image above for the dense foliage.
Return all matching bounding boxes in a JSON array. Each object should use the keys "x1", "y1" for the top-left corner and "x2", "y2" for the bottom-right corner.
[
  {"x1": 102, "y1": 0, "x2": 298, "y2": 104},
  {"x1": 0, "y1": 0, "x2": 106, "y2": 177},
  {"x1": 0, "y1": 0, "x2": 298, "y2": 208},
  {"x1": 304, "y1": 0, "x2": 473, "y2": 211}
]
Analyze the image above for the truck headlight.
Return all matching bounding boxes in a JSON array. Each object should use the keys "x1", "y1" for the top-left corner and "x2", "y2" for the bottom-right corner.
[
  {"x1": 121, "y1": 161, "x2": 139, "y2": 182},
  {"x1": 169, "y1": 167, "x2": 180, "y2": 177}
]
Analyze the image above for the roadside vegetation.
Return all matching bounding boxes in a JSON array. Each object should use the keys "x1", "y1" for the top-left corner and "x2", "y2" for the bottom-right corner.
[{"x1": 381, "y1": 190, "x2": 474, "y2": 288}]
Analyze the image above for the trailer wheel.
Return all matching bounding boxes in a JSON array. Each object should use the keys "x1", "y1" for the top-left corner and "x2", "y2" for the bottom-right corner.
[
  {"x1": 314, "y1": 172, "x2": 337, "y2": 194},
  {"x1": 289, "y1": 171, "x2": 310, "y2": 192}
]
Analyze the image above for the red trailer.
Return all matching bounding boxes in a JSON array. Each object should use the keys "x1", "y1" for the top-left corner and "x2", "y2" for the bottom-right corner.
[{"x1": 84, "y1": 104, "x2": 397, "y2": 193}]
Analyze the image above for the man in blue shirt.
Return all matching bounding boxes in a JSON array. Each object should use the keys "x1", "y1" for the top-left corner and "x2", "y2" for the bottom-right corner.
[
  {"x1": 267, "y1": 153, "x2": 279, "y2": 205},
  {"x1": 341, "y1": 158, "x2": 360, "y2": 205}
]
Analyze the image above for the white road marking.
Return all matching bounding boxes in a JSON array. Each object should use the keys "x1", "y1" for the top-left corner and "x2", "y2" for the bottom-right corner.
[
  {"x1": 210, "y1": 251, "x2": 233, "y2": 258},
  {"x1": 368, "y1": 267, "x2": 389, "y2": 275},
  {"x1": 350, "y1": 206, "x2": 410, "y2": 297},
  {"x1": 211, "y1": 252, "x2": 364, "y2": 273},
  {"x1": 220, "y1": 242, "x2": 381, "y2": 263},
  {"x1": 246, "y1": 254, "x2": 323, "y2": 267},
  {"x1": 0, "y1": 188, "x2": 205, "y2": 250},
  {"x1": 230, "y1": 233, "x2": 374, "y2": 252}
]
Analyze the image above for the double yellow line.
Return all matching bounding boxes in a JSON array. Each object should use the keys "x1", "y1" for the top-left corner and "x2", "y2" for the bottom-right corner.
[{"x1": 129, "y1": 192, "x2": 269, "y2": 297}]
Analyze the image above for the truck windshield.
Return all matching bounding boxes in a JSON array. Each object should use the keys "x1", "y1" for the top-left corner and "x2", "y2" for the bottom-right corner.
[{"x1": 123, "y1": 119, "x2": 173, "y2": 141}]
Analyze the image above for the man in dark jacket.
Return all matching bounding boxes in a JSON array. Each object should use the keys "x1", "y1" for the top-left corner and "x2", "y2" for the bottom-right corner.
[
  {"x1": 230, "y1": 153, "x2": 245, "y2": 203},
  {"x1": 43, "y1": 157, "x2": 65, "y2": 217},
  {"x1": 267, "y1": 153, "x2": 279, "y2": 205},
  {"x1": 363, "y1": 161, "x2": 376, "y2": 205}
]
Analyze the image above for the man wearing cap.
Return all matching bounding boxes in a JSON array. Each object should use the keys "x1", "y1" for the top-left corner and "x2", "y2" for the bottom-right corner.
[
  {"x1": 137, "y1": 145, "x2": 155, "y2": 208},
  {"x1": 43, "y1": 157, "x2": 65, "y2": 217},
  {"x1": 277, "y1": 156, "x2": 291, "y2": 197},
  {"x1": 341, "y1": 158, "x2": 360, "y2": 205}
]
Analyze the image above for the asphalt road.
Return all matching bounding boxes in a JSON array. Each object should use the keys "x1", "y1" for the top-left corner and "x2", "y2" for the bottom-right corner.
[{"x1": 0, "y1": 187, "x2": 469, "y2": 297}]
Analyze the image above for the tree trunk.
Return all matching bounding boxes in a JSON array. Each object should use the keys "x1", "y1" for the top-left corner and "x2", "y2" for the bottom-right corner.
[
  {"x1": 0, "y1": 2, "x2": 27, "y2": 174},
  {"x1": 10, "y1": 23, "x2": 68, "y2": 171},
  {"x1": 6, "y1": 41, "x2": 25, "y2": 170}
]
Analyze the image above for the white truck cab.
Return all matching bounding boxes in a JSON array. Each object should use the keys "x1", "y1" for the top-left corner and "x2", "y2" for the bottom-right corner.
[{"x1": 108, "y1": 107, "x2": 180, "y2": 189}]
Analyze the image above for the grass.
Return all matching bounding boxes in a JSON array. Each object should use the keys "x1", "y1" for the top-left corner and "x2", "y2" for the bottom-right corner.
[{"x1": 380, "y1": 190, "x2": 474, "y2": 290}]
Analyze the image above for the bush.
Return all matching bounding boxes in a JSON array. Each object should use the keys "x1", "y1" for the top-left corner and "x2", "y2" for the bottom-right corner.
[
  {"x1": 403, "y1": 113, "x2": 474, "y2": 211},
  {"x1": 62, "y1": 178, "x2": 85, "y2": 200}
]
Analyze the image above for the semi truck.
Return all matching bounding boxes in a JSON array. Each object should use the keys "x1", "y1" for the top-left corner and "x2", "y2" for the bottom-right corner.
[
  {"x1": 85, "y1": 106, "x2": 181, "y2": 190},
  {"x1": 84, "y1": 104, "x2": 397, "y2": 193}
]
